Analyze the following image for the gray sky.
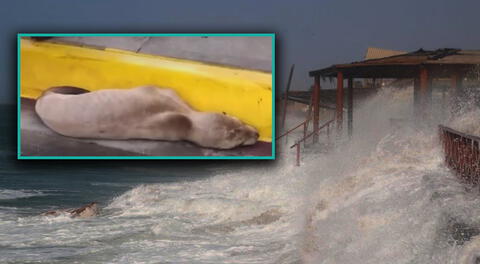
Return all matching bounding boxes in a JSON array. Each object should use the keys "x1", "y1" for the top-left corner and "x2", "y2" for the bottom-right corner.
[{"x1": 2, "y1": 0, "x2": 480, "y2": 102}]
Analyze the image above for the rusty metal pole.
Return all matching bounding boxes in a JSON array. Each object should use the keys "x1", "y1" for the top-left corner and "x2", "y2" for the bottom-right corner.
[
  {"x1": 336, "y1": 72, "x2": 344, "y2": 133},
  {"x1": 296, "y1": 143, "x2": 300, "y2": 166},
  {"x1": 303, "y1": 122, "x2": 307, "y2": 148},
  {"x1": 313, "y1": 75, "x2": 321, "y2": 143},
  {"x1": 347, "y1": 77, "x2": 353, "y2": 139}
]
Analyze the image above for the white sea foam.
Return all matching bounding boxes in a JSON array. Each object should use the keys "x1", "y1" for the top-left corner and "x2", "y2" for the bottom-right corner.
[
  {"x1": 0, "y1": 189, "x2": 45, "y2": 200},
  {"x1": 0, "y1": 153, "x2": 303, "y2": 263},
  {"x1": 298, "y1": 86, "x2": 480, "y2": 264}
]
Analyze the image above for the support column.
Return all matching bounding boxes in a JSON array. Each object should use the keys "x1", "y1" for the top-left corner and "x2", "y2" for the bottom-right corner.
[
  {"x1": 313, "y1": 75, "x2": 321, "y2": 142},
  {"x1": 347, "y1": 77, "x2": 353, "y2": 138},
  {"x1": 336, "y1": 72, "x2": 344, "y2": 132}
]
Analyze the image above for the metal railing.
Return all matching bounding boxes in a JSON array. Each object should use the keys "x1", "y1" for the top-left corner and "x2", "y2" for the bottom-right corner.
[
  {"x1": 439, "y1": 125, "x2": 480, "y2": 184},
  {"x1": 290, "y1": 119, "x2": 335, "y2": 166},
  {"x1": 276, "y1": 117, "x2": 312, "y2": 144}
]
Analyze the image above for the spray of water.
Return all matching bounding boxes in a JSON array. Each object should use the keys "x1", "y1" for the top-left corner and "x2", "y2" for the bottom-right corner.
[{"x1": 296, "y1": 83, "x2": 480, "y2": 264}]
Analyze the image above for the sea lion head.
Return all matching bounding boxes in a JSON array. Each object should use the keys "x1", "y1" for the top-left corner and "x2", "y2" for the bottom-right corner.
[{"x1": 193, "y1": 112, "x2": 259, "y2": 149}]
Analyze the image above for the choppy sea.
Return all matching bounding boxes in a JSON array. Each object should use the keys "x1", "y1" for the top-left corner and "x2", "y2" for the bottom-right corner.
[{"x1": 2, "y1": 86, "x2": 480, "y2": 263}]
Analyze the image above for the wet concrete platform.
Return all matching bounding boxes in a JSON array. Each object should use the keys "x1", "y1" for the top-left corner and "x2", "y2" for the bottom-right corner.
[{"x1": 20, "y1": 98, "x2": 272, "y2": 157}]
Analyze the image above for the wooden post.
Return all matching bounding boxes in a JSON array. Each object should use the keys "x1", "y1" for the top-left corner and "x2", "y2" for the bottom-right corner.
[
  {"x1": 313, "y1": 75, "x2": 321, "y2": 142},
  {"x1": 305, "y1": 86, "x2": 314, "y2": 132},
  {"x1": 281, "y1": 64, "x2": 295, "y2": 129},
  {"x1": 336, "y1": 71, "x2": 344, "y2": 132},
  {"x1": 347, "y1": 77, "x2": 353, "y2": 138}
]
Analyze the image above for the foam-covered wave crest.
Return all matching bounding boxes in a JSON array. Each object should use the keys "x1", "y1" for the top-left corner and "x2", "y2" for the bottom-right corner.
[{"x1": 300, "y1": 86, "x2": 480, "y2": 264}]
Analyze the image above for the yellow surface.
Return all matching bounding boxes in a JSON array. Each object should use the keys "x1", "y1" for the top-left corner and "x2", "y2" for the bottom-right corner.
[{"x1": 20, "y1": 38, "x2": 272, "y2": 141}]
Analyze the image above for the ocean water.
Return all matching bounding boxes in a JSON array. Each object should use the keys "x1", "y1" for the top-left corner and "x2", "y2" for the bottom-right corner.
[
  {"x1": 1, "y1": 100, "x2": 302, "y2": 263},
  {"x1": 2, "y1": 85, "x2": 480, "y2": 264},
  {"x1": 0, "y1": 162, "x2": 302, "y2": 264}
]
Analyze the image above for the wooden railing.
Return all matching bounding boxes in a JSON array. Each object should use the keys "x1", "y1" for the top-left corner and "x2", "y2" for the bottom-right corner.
[
  {"x1": 290, "y1": 119, "x2": 335, "y2": 166},
  {"x1": 439, "y1": 125, "x2": 480, "y2": 184}
]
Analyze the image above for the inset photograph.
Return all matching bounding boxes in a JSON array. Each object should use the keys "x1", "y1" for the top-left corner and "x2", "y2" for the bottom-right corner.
[{"x1": 18, "y1": 34, "x2": 274, "y2": 159}]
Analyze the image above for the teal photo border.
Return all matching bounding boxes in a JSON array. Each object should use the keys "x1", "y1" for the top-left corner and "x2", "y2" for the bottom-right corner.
[{"x1": 17, "y1": 33, "x2": 276, "y2": 160}]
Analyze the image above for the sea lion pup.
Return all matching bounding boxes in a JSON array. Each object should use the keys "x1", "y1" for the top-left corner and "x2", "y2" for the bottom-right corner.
[
  {"x1": 42, "y1": 202, "x2": 99, "y2": 218},
  {"x1": 35, "y1": 85, "x2": 259, "y2": 149}
]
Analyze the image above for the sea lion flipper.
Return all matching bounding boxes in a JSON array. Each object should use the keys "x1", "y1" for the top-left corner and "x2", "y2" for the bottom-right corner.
[{"x1": 147, "y1": 113, "x2": 193, "y2": 140}]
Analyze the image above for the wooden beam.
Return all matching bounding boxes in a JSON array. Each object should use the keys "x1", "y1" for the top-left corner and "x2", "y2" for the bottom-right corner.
[{"x1": 336, "y1": 71, "x2": 344, "y2": 131}]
